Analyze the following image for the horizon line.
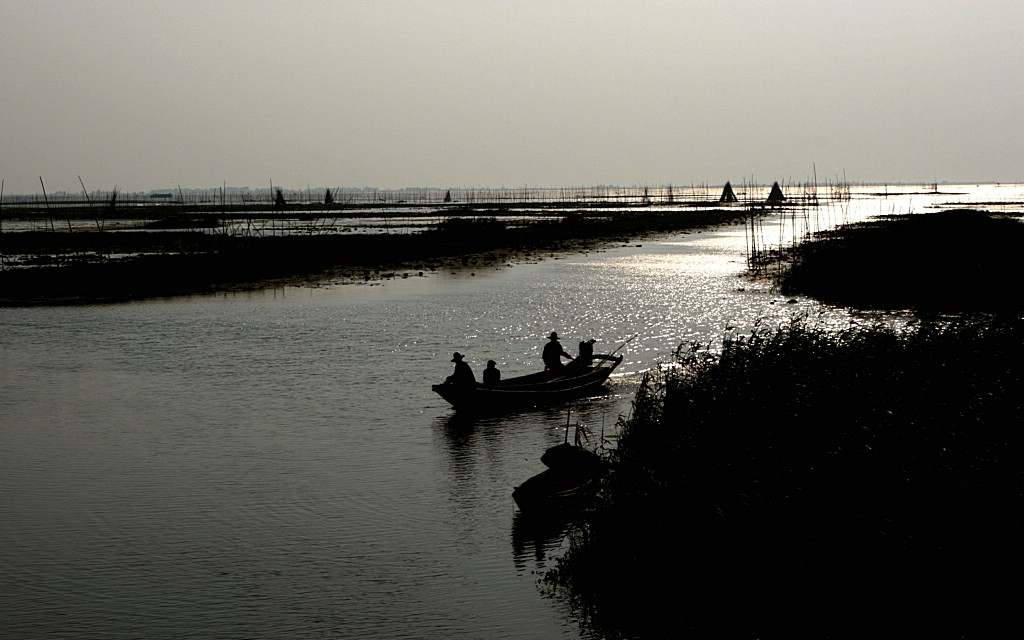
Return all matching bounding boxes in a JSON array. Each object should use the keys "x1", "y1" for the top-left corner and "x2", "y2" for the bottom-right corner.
[{"x1": 2, "y1": 178, "x2": 1018, "y2": 198}]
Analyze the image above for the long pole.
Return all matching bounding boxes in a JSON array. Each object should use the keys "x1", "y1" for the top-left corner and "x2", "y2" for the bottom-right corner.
[
  {"x1": 607, "y1": 333, "x2": 638, "y2": 358},
  {"x1": 589, "y1": 333, "x2": 638, "y2": 371},
  {"x1": 78, "y1": 175, "x2": 102, "y2": 231},
  {"x1": 0, "y1": 179, "x2": 5, "y2": 270},
  {"x1": 39, "y1": 176, "x2": 56, "y2": 233}
]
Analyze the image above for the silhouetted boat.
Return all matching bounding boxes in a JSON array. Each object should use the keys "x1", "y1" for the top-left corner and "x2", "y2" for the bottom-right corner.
[
  {"x1": 432, "y1": 354, "x2": 623, "y2": 410},
  {"x1": 513, "y1": 419, "x2": 605, "y2": 513}
]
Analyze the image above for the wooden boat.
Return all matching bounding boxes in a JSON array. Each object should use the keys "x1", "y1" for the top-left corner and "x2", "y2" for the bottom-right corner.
[
  {"x1": 513, "y1": 420, "x2": 605, "y2": 513},
  {"x1": 512, "y1": 466, "x2": 600, "y2": 512},
  {"x1": 432, "y1": 354, "x2": 623, "y2": 409}
]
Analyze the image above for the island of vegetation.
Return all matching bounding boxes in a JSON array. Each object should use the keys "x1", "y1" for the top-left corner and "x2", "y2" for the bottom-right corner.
[
  {"x1": 546, "y1": 208, "x2": 1023, "y2": 637},
  {"x1": 0, "y1": 204, "x2": 750, "y2": 306}
]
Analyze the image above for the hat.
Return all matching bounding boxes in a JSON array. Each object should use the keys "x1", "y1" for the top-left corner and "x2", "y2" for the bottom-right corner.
[
  {"x1": 548, "y1": 332, "x2": 559, "y2": 340},
  {"x1": 451, "y1": 352, "x2": 464, "y2": 362},
  {"x1": 487, "y1": 360, "x2": 496, "y2": 367}
]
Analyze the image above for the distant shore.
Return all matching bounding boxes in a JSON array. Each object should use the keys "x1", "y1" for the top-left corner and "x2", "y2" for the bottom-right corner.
[{"x1": 0, "y1": 207, "x2": 751, "y2": 306}]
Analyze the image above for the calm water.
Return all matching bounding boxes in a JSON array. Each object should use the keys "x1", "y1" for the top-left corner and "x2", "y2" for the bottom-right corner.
[{"x1": 2, "y1": 185, "x2": 1020, "y2": 638}]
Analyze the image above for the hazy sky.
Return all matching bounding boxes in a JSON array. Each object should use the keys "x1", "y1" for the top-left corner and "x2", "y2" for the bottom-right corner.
[{"x1": 2, "y1": 0, "x2": 1022, "y2": 194}]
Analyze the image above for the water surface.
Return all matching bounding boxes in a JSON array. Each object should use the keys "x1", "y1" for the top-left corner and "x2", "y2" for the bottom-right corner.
[{"x1": 2, "y1": 184, "x2": 1020, "y2": 638}]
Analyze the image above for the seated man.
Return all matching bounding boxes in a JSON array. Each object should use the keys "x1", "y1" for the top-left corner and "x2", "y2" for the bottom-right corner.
[
  {"x1": 573, "y1": 338, "x2": 596, "y2": 368},
  {"x1": 446, "y1": 352, "x2": 476, "y2": 386},
  {"x1": 482, "y1": 360, "x2": 501, "y2": 385}
]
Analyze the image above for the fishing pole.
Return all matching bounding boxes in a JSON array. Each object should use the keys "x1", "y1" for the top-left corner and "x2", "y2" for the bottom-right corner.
[
  {"x1": 606, "y1": 333, "x2": 638, "y2": 358},
  {"x1": 591, "y1": 333, "x2": 638, "y2": 370}
]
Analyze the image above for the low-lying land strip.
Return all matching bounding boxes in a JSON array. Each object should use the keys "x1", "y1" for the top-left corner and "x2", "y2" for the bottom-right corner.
[
  {"x1": 0, "y1": 208, "x2": 750, "y2": 305},
  {"x1": 776, "y1": 208, "x2": 1024, "y2": 314}
]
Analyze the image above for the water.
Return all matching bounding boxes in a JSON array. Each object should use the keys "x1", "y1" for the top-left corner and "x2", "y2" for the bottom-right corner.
[{"x1": 1, "y1": 185, "x2": 1021, "y2": 638}]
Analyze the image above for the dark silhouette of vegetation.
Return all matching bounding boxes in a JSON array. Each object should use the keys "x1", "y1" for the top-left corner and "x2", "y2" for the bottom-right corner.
[
  {"x1": 547, "y1": 206, "x2": 1024, "y2": 636},
  {"x1": 549, "y1": 316, "x2": 1021, "y2": 637},
  {"x1": 778, "y1": 209, "x2": 1024, "y2": 314},
  {"x1": 0, "y1": 208, "x2": 749, "y2": 305}
]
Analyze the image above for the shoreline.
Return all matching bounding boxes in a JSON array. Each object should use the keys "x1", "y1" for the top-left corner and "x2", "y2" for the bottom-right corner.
[{"x1": 0, "y1": 208, "x2": 751, "y2": 306}]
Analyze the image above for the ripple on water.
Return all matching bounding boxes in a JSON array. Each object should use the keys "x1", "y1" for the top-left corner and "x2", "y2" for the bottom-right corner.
[{"x1": 11, "y1": 189, "x2": 1019, "y2": 637}]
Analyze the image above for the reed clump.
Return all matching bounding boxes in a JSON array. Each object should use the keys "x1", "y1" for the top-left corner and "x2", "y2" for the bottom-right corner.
[
  {"x1": 776, "y1": 209, "x2": 1024, "y2": 314},
  {"x1": 548, "y1": 315, "x2": 1022, "y2": 637}
]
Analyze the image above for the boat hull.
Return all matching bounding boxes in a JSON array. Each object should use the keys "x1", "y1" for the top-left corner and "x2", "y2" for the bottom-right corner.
[
  {"x1": 432, "y1": 355, "x2": 623, "y2": 410},
  {"x1": 512, "y1": 467, "x2": 600, "y2": 513},
  {"x1": 512, "y1": 424, "x2": 606, "y2": 513}
]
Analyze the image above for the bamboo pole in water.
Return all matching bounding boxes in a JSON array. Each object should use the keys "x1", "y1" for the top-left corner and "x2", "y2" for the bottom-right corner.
[
  {"x1": 0, "y1": 179, "x2": 5, "y2": 270},
  {"x1": 39, "y1": 177, "x2": 57, "y2": 233},
  {"x1": 78, "y1": 176, "x2": 104, "y2": 232}
]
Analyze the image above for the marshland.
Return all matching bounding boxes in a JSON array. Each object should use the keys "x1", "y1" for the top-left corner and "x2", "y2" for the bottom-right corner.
[
  {"x1": 0, "y1": 180, "x2": 854, "y2": 304},
  {"x1": 1, "y1": 182, "x2": 1022, "y2": 638}
]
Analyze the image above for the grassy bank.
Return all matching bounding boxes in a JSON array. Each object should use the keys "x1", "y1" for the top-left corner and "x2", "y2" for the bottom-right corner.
[
  {"x1": 0, "y1": 208, "x2": 748, "y2": 305},
  {"x1": 548, "y1": 208, "x2": 1024, "y2": 637},
  {"x1": 549, "y1": 316, "x2": 1021, "y2": 636},
  {"x1": 776, "y1": 208, "x2": 1024, "y2": 314}
]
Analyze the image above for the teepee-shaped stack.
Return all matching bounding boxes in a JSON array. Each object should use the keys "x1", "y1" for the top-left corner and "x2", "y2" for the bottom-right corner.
[
  {"x1": 767, "y1": 181, "x2": 786, "y2": 203},
  {"x1": 719, "y1": 181, "x2": 738, "y2": 203}
]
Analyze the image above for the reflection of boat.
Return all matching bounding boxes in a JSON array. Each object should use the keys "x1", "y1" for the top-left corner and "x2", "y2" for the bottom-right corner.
[
  {"x1": 432, "y1": 354, "x2": 623, "y2": 410},
  {"x1": 511, "y1": 509, "x2": 573, "y2": 566},
  {"x1": 512, "y1": 419, "x2": 605, "y2": 513}
]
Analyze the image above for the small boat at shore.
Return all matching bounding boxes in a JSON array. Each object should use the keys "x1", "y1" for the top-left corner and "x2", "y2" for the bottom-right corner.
[
  {"x1": 432, "y1": 353, "x2": 623, "y2": 410},
  {"x1": 513, "y1": 418, "x2": 605, "y2": 513}
]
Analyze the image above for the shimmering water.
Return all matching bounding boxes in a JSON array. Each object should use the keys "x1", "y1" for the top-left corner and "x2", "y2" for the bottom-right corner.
[{"x1": 1, "y1": 185, "x2": 1021, "y2": 638}]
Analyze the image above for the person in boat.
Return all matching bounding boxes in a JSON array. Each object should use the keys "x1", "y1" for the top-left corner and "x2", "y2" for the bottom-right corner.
[
  {"x1": 542, "y1": 332, "x2": 573, "y2": 370},
  {"x1": 573, "y1": 338, "x2": 596, "y2": 368},
  {"x1": 482, "y1": 360, "x2": 501, "y2": 386},
  {"x1": 446, "y1": 352, "x2": 477, "y2": 386}
]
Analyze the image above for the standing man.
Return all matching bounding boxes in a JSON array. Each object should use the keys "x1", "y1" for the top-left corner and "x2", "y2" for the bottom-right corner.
[
  {"x1": 576, "y1": 338, "x2": 596, "y2": 367},
  {"x1": 542, "y1": 332, "x2": 572, "y2": 370}
]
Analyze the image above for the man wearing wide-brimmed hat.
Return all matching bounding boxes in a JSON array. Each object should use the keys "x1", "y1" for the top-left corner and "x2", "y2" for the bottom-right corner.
[
  {"x1": 542, "y1": 332, "x2": 572, "y2": 370},
  {"x1": 446, "y1": 352, "x2": 477, "y2": 387}
]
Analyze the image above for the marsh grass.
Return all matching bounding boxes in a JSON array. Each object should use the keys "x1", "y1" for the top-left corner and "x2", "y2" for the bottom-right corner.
[
  {"x1": 775, "y1": 209, "x2": 1024, "y2": 314},
  {"x1": 0, "y1": 208, "x2": 750, "y2": 305},
  {"x1": 548, "y1": 315, "x2": 1021, "y2": 636}
]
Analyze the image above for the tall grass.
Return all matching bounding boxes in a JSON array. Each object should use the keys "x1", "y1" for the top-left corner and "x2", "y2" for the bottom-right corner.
[
  {"x1": 777, "y1": 209, "x2": 1024, "y2": 314},
  {"x1": 548, "y1": 315, "x2": 1022, "y2": 637}
]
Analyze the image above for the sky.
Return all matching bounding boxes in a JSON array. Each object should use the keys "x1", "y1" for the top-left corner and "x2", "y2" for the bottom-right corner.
[{"x1": 2, "y1": 0, "x2": 1022, "y2": 195}]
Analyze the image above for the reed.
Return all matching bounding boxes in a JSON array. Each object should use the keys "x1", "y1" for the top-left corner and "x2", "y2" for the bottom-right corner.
[{"x1": 549, "y1": 314, "x2": 1022, "y2": 637}]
